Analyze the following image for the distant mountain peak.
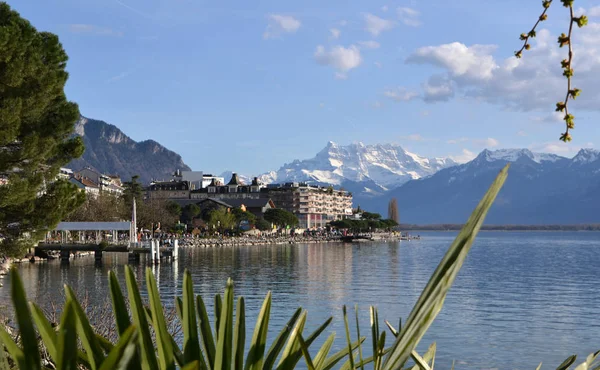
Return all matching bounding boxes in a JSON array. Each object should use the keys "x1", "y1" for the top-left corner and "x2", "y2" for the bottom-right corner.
[
  {"x1": 475, "y1": 148, "x2": 565, "y2": 164},
  {"x1": 68, "y1": 116, "x2": 190, "y2": 184},
  {"x1": 573, "y1": 148, "x2": 599, "y2": 163}
]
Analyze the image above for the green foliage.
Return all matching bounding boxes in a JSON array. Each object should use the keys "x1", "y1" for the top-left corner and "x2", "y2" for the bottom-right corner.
[
  {"x1": 329, "y1": 218, "x2": 397, "y2": 232},
  {"x1": 181, "y1": 204, "x2": 201, "y2": 224},
  {"x1": 360, "y1": 212, "x2": 382, "y2": 221},
  {"x1": 264, "y1": 209, "x2": 298, "y2": 228},
  {"x1": 121, "y1": 176, "x2": 143, "y2": 209},
  {"x1": 231, "y1": 208, "x2": 256, "y2": 225},
  {"x1": 0, "y1": 2, "x2": 85, "y2": 256},
  {"x1": 255, "y1": 219, "x2": 272, "y2": 231},
  {"x1": 208, "y1": 208, "x2": 236, "y2": 231},
  {"x1": 66, "y1": 192, "x2": 126, "y2": 222}
]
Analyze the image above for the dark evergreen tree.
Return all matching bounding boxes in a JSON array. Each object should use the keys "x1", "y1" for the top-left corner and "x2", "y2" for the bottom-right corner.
[{"x1": 0, "y1": 3, "x2": 85, "y2": 256}]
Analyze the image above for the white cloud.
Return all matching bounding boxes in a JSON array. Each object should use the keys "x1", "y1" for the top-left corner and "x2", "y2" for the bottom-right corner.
[
  {"x1": 589, "y1": 6, "x2": 600, "y2": 16},
  {"x1": 529, "y1": 141, "x2": 594, "y2": 155},
  {"x1": 69, "y1": 24, "x2": 123, "y2": 37},
  {"x1": 422, "y1": 75, "x2": 454, "y2": 102},
  {"x1": 403, "y1": 24, "x2": 600, "y2": 111},
  {"x1": 381, "y1": 5, "x2": 389, "y2": 12},
  {"x1": 473, "y1": 138, "x2": 500, "y2": 148},
  {"x1": 397, "y1": 7, "x2": 421, "y2": 27},
  {"x1": 263, "y1": 14, "x2": 301, "y2": 39},
  {"x1": 517, "y1": 130, "x2": 528, "y2": 137},
  {"x1": 450, "y1": 149, "x2": 476, "y2": 163},
  {"x1": 447, "y1": 137, "x2": 498, "y2": 147},
  {"x1": 383, "y1": 87, "x2": 419, "y2": 102},
  {"x1": 107, "y1": 71, "x2": 131, "y2": 83},
  {"x1": 371, "y1": 101, "x2": 384, "y2": 109},
  {"x1": 363, "y1": 13, "x2": 395, "y2": 36},
  {"x1": 529, "y1": 112, "x2": 563, "y2": 123},
  {"x1": 421, "y1": 110, "x2": 430, "y2": 116},
  {"x1": 330, "y1": 28, "x2": 341, "y2": 39},
  {"x1": 401, "y1": 134, "x2": 424, "y2": 141},
  {"x1": 374, "y1": 61, "x2": 383, "y2": 68},
  {"x1": 447, "y1": 137, "x2": 469, "y2": 144},
  {"x1": 335, "y1": 72, "x2": 348, "y2": 80},
  {"x1": 315, "y1": 45, "x2": 362, "y2": 73},
  {"x1": 319, "y1": 102, "x2": 325, "y2": 108},
  {"x1": 358, "y1": 40, "x2": 380, "y2": 49}
]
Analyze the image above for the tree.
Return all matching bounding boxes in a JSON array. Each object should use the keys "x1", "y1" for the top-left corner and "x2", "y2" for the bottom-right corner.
[
  {"x1": 255, "y1": 219, "x2": 272, "y2": 231},
  {"x1": 264, "y1": 208, "x2": 298, "y2": 228},
  {"x1": 361, "y1": 212, "x2": 382, "y2": 221},
  {"x1": 231, "y1": 208, "x2": 256, "y2": 225},
  {"x1": 208, "y1": 208, "x2": 236, "y2": 233},
  {"x1": 181, "y1": 204, "x2": 201, "y2": 224},
  {"x1": 0, "y1": 3, "x2": 85, "y2": 256},
  {"x1": 122, "y1": 175, "x2": 144, "y2": 209},
  {"x1": 388, "y1": 198, "x2": 399, "y2": 224},
  {"x1": 66, "y1": 192, "x2": 126, "y2": 222}
]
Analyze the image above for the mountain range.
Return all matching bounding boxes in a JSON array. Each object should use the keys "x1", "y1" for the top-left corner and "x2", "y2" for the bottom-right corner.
[
  {"x1": 370, "y1": 148, "x2": 600, "y2": 224},
  {"x1": 68, "y1": 116, "x2": 190, "y2": 184},
  {"x1": 67, "y1": 116, "x2": 600, "y2": 224}
]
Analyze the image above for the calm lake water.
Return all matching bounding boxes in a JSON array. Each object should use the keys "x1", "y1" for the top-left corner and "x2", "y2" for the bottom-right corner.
[{"x1": 1, "y1": 231, "x2": 599, "y2": 369}]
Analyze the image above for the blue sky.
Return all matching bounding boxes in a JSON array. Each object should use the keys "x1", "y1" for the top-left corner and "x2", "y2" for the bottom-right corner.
[{"x1": 12, "y1": 0, "x2": 600, "y2": 175}]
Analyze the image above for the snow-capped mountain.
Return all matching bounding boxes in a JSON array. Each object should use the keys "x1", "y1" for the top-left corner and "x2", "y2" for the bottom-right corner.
[
  {"x1": 370, "y1": 148, "x2": 600, "y2": 224},
  {"x1": 257, "y1": 141, "x2": 456, "y2": 193}
]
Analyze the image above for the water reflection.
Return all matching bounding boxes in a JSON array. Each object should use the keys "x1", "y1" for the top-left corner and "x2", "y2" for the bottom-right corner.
[{"x1": 2, "y1": 232, "x2": 600, "y2": 369}]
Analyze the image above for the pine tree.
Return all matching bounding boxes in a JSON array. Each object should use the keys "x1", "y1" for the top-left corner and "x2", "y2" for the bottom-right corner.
[
  {"x1": 0, "y1": 3, "x2": 85, "y2": 256},
  {"x1": 388, "y1": 198, "x2": 399, "y2": 224}
]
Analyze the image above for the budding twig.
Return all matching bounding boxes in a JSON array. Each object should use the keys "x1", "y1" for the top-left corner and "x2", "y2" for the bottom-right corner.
[{"x1": 517, "y1": 0, "x2": 588, "y2": 142}]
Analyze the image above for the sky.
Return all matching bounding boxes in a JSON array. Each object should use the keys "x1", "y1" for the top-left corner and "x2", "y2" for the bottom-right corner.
[{"x1": 11, "y1": 0, "x2": 600, "y2": 175}]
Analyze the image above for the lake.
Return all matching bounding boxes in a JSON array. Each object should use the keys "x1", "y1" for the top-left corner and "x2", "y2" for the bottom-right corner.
[{"x1": 2, "y1": 231, "x2": 599, "y2": 369}]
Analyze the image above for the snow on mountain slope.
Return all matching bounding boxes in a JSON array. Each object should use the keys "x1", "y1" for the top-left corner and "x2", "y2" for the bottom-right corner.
[{"x1": 258, "y1": 141, "x2": 457, "y2": 190}]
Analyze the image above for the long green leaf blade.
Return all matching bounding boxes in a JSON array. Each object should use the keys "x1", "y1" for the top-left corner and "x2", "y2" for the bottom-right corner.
[
  {"x1": 263, "y1": 307, "x2": 302, "y2": 370},
  {"x1": 57, "y1": 300, "x2": 78, "y2": 370},
  {"x1": 109, "y1": 271, "x2": 131, "y2": 336},
  {"x1": 322, "y1": 338, "x2": 365, "y2": 370},
  {"x1": 98, "y1": 326, "x2": 138, "y2": 370},
  {"x1": 245, "y1": 291, "x2": 272, "y2": 370},
  {"x1": 383, "y1": 164, "x2": 509, "y2": 369},
  {"x1": 124, "y1": 265, "x2": 159, "y2": 370},
  {"x1": 298, "y1": 334, "x2": 315, "y2": 370},
  {"x1": 182, "y1": 270, "x2": 203, "y2": 366},
  {"x1": 233, "y1": 297, "x2": 246, "y2": 370},
  {"x1": 64, "y1": 285, "x2": 104, "y2": 370},
  {"x1": 196, "y1": 295, "x2": 216, "y2": 368},
  {"x1": 313, "y1": 333, "x2": 336, "y2": 370},
  {"x1": 214, "y1": 294, "x2": 222, "y2": 342},
  {"x1": 10, "y1": 268, "x2": 41, "y2": 370},
  {"x1": 0, "y1": 325, "x2": 25, "y2": 368},
  {"x1": 276, "y1": 311, "x2": 307, "y2": 370},
  {"x1": 342, "y1": 306, "x2": 355, "y2": 370},
  {"x1": 145, "y1": 268, "x2": 175, "y2": 370},
  {"x1": 214, "y1": 279, "x2": 234, "y2": 370},
  {"x1": 29, "y1": 302, "x2": 58, "y2": 362}
]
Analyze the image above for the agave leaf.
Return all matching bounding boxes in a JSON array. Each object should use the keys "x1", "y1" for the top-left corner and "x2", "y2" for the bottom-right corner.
[
  {"x1": 124, "y1": 266, "x2": 159, "y2": 370},
  {"x1": 313, "y1": 333, "x2": 335, "y2": 370},
  {"x1": 176, "y1": 297, "x2": 184, "y2": 322},
  {"x1": 535, "y1": 363, "x2": 542, "y2": 370},
  {"x1": 384, "y1": 320, "x2": 398, "y2": 338},
  {"x1": 214, "y1": 294, "x2": 222, "y2": 341},
  {"x1": 145, "y1": 268, "x2": 175, "y2": 370},
  {"x1": 29, "y1": 302, "x2": 58, "y2": 362},
  {"x1": 0, "y1": 324, "x2": 25, "y2": 368},
  {"x1": 557, "y1": 355, "x2": 577, "y2": 370},
  {"x1": 97, "y1": 334, "x2": 115, "y2": 353},
  {"x1": 181, "y1": 361, "x2": 200, "y2": 370},
  {"x1": 355, "y1": 305, "x2": 364, "y2": 370},
  {"x1": 371, "y1": 307, "x2": 381, "y2": 369},
  {"x1": 451, "y1": 360, "x2": 455, "y2": 370},
  {"x1": 297, "y1": 334, "x2": 315, "y2": 370},
  {"x1": 263, "y1": 307, "x2": 302, "y2": 370},
  {"x1": 233, "y1": 297, "x2": 246, "y2": 370},
  {"x1": 109, "y1": 271, "x2": 131, "y2": 336},
  {"x1": 278, "y1": 316, "x2": 334, "y2": 370},
  {"x1": 410, "y1": 350, "x2": 431, "y2": 370},
  {"x1": 245, "y1": 291, "x2": 272, "y2": 370},
  {"x1": 573, "y1": 350, "x2": 600, "y2": 370},
  {"x1": 196, "y1": 295, "x2": 216, "y2": 368},
  {"x1": 65, "y1": 285, "x2": 105, "y2": 370},
  {"x1": 320, "y1": 337, "x2": 365, "y2": 370},
  {"x1": 342, "y1": 306, "x2": 355, "y2": 370},
  {"x1": 98, "y1": 326, "x2": 138, "y2": 370},
  {"x1": 376, "y1": 332, "x2": 386, "y2": 370},
  {"x1": 182, "y1": 270, "x2": 203, "y2": 366},
  {"x1": 353, "y1": 347, "x2": 392, "y2": 369},
  {"x1": 57, "y1": 300, "x2": 78, "y2": 370},
  {"x1": 214, "y1": 279, "x2": 234, "y2": 370},
  {"x1": 383, "y1": 165, "x2": 509, "y2": 369},
  {"x1": 10, "y1": 268, "x2": 41, "y2": 370},
  {"x1": 277, "y1": 310, "x2": 307, "y2": 370},
  {"x1": 0, "y1": 335, "x2": 10, "y2": 370}
]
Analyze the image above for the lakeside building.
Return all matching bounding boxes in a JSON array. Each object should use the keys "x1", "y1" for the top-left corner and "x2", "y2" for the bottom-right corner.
[
  {"x1": 146, "y1": 171, "x2": 353, "y2": 229},
  {"x1": 69, "y1": 176, "x2": 100, "y2": 197},
  {"x1": 73, "y1": 167, "x2": 124, "y2": 195}
]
